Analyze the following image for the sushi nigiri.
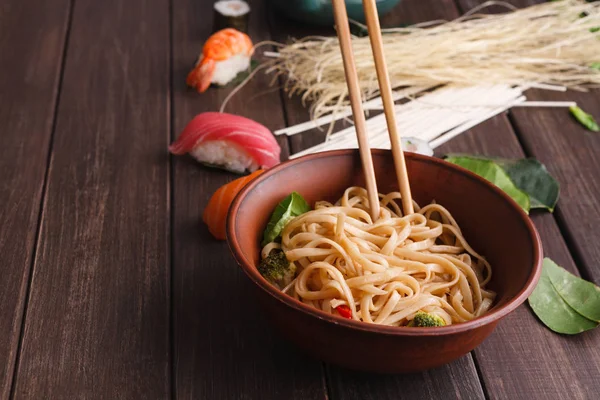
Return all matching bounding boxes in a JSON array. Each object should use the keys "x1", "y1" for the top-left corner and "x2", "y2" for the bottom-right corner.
[
  {"x1": 187, "y1": 28, "x2": 253, "y2": 93},
  {"x1": 169, "y1": 112, "x2": 281, "y2": 173},
  {"x1": 203, "y1": 169, "x2": 264, "y2": 240}
]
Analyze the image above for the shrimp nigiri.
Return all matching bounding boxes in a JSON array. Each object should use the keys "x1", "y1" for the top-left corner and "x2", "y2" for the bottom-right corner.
[
  {"x1": 203, "y1": 169, "x2": 264, "y2": 240},
  {"x1": 187, "y1": 28, "x2": 253, "y2": 93},
  {"x1": 169, "y1": 112, "x2": 281, "y2": 173}
]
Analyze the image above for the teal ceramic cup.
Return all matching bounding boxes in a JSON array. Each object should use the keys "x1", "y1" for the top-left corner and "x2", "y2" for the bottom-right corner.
[{"x1": 269, "y1": 0, "x2": 401, "y2": 26}]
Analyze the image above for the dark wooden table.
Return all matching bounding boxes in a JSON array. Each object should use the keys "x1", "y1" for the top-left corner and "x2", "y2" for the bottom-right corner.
[{"x1": 2, "y1": 0, "x2": 600, "y2": 398}]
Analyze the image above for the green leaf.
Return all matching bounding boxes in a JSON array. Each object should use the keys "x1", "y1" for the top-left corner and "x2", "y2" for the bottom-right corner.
[
  {"x1": 495, "y1": 158, "x2": 559, "y2": 211},
  {"x1": 262, "y1": 192, "x2": 311, "y2": 246},
  {"x1": 445, "y1": 156, "x2": 531, "y2": 212},
  {"x1": 591, "y1": 62, "x2": 600, "y2": 71},
  {"x1": 528, "y1": 258, "x2": 598, "y2": 334},
  {"x1": 446, "y1": 154, "x2": 559, "y2": 211},
  {"x1": 569, "y1": 105, "x2": 600, "y2": 132},
  {"x1": 545, "y1": 259, "x2": 600, "y2": 322}
]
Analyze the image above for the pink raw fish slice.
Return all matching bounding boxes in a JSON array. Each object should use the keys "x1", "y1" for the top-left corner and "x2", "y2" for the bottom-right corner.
[{"x1": 169, "y1": 112, "x2": 281, "y2": 169}]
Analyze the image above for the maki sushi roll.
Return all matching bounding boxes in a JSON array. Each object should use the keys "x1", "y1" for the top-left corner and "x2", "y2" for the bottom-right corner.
[{"x1": 213, "y1": 0, "x2": 251, "y2": 33}]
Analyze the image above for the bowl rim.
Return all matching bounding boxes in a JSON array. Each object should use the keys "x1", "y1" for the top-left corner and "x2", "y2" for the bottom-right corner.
[{"x1": 227, "y1": 149, "x2": 543, "y2": 337}]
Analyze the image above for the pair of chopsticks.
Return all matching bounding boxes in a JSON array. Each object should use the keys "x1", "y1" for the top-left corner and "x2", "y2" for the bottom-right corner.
[{"x1": 332, "y1": 0, "x2": 414, "y2": 220}]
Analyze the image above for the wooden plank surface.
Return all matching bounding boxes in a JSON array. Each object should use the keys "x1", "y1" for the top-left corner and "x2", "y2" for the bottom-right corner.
[
  {"x1": 0, "y1": 0, "x2": 71, "y2": 398},
  {"x1": 2, "y1": 0, "x2": 598, "y2": 398},
  {"x1": 266, "y1": 12, "x2": 337, "y2": 154},
  {"x1": 10, "y1": 0, "x2": 171, "y2": 398},
  {"x1": 269, "y1": 1, "x2": 486, "y2": 399},
  {"x1": 511, "y1": 88, "x2": 600, "y2": 281},
  {"x1": 327, "y1": 356, "x2": 484, "y2": 400},
  {"x1": 170, "y1": 0, "x2": 325, "y2": 399}
]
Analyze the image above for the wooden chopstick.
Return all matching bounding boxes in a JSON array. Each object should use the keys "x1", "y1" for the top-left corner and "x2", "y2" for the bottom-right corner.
[
  {"x1": 363, "y1": 0, "x2": 415, "y2": 215},
  {"x1": 331, "y1": 0, "x2": 381, "y2": 221}
]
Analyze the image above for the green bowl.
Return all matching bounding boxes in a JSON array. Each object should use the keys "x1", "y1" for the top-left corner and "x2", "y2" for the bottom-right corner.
[{"x1": 269, "y1": 0, "x2": 401, "y2": 26}]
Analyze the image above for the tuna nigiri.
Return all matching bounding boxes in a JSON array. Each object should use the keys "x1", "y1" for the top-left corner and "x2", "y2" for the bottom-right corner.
[
  {"x1": 170, "y1": 112, "x2": 280, "y2": 173},
  {"x1": 187, "y1": 28, "x2": 253, "y2": 93},
  {"x1": 203, "y1": 169, "x2": 264, "y2": 240}
]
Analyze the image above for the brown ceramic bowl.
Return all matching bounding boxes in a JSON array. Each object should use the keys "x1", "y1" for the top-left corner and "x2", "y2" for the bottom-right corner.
[{"x1": 227, "y1": 150, "x2": 542, "y2": 373}]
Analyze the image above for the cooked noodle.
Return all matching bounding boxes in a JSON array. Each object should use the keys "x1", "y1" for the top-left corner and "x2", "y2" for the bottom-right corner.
[{"x1": 261, "y1": 187, "x2": 496, "y2": 326}]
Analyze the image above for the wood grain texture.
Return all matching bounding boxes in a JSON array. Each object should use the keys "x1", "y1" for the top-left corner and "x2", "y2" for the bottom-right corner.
[
  {"x1": 327, "y1": 356, "x2": 483, "y2": 400},
  {"x1": 511, "y1": 90, "x2": 600, "y2": 282},
  {"x1": 2, "y1": 0, "x2": 597, "y2": 398},
  {"x1": 267, "y1": 10, "x2": 348, "y2": 154},
  {"x1": 0, "y1": 0, "x2": 71, "y2": 398},
  {"x1": 11, "y1": 0, "x2": 171, "y2": 398},
  {"x1": 170, "y1": 0, "x2": 324, "y2": 399}
]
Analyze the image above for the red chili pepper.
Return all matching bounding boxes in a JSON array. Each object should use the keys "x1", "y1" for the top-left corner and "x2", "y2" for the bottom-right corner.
[{"x1": 335, "y1": 305, "x2": 352, "y2": 319}]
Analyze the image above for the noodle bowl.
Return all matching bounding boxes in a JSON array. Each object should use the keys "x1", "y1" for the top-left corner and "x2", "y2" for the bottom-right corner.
[
  {"x1": 230, "y1": 149, "x2": 542, "y2": 372},
  {"x1": 261, "y1": 186, "x2": 496, "y2": 326}
]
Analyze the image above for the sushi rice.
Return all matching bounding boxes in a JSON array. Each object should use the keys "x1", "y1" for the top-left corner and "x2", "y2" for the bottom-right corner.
[
  {"x1": 191, "y1": 140, "x2": 258, "y2": 173},
  {"x1": 210, "y1": 54, "x2": 251, "y2": 86}
]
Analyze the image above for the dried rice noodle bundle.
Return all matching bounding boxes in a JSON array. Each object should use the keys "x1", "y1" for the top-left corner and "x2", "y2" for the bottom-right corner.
[{"x1": 255, "y1": 0, "x2": 600, "y2": 120}]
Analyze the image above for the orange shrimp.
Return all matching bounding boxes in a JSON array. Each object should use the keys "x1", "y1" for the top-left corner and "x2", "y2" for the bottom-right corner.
[
  {"x1": 187, "y1": 28, "x2": 254, "y2": 93},
  {"x1": 202, "y1": 169, "x2": 264, "y2": 240}
]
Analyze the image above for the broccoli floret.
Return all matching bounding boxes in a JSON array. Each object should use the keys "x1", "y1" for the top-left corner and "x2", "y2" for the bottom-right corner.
[
  {"x1": 407, "y1": 311, "x2": 446, "y2": 327},
  {"x1": 258, "y1": 250, "x2": 296, "y2": 289}
]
